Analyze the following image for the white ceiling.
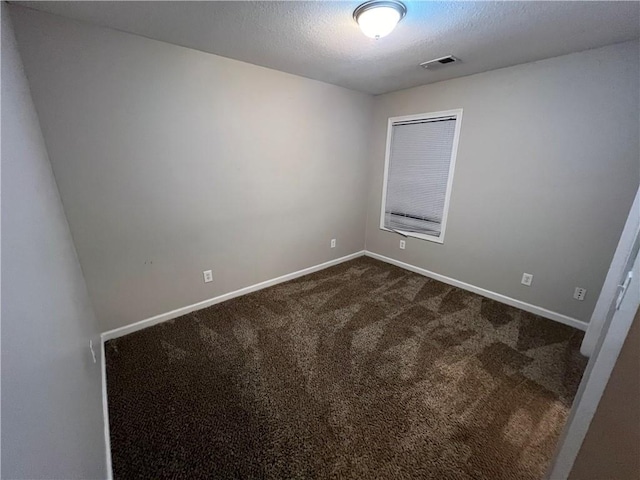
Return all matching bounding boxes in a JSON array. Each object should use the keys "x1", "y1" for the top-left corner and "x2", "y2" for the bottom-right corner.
[{"x1": 13, "y1": 1, "x2": 640, "y2": 95}]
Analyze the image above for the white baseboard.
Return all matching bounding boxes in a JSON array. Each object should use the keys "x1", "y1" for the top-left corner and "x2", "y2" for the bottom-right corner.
[
  {"x1": 100, "y1": 339, "x2": 113, "y2": 480},
  {"x1": 100, "y1": 247, "x2": 587, "y2": 343},
  {"x1": 101, "y1": 250, "x2": 366, "y2": 342},
  {"x1": 364, "y1": 250, "x2": 588, "y2": 331}
]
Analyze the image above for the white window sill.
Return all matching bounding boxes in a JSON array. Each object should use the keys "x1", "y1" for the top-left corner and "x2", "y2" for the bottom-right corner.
[{"x1": 380, "y1": 226, "x2": 444, "y2": 244}]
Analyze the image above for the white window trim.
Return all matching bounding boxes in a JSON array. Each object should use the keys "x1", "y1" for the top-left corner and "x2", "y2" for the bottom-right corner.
[{"x1": 379, "y1": 108, "x2": 463, "y2": 244}]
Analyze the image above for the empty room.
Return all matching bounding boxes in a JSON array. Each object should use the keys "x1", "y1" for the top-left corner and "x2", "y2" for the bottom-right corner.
[{"x1": 2, "y1": 1, "x2": 639, "y2": 479}]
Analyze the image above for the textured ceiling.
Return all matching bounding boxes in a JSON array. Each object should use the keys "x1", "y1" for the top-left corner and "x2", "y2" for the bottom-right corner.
[{"x1": 13, "y1": 1, "x2": 640, "y2": 95}]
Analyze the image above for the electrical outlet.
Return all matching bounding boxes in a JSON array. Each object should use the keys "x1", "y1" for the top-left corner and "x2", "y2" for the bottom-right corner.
[
  {"x1": 203, "y1": 270, "x2": 213, "y2": 283},
  {"x1": 331, "y1": 239, "x2": 336, "y2": 248},
  {"x1": 574, "y1": 287, "x2": 587, "y2": 301},
  {"x1": 521, "y1": 273, "x2": 533, "y2": 286},
  {"x1": 399, "y1": 240, "x2": 406, "y2": 250}
]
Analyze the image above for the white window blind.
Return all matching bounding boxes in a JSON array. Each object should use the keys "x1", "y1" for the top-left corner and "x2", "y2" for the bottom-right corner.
[{"x1": 383, "y1": 115, "x2": 458, "y2": 238}]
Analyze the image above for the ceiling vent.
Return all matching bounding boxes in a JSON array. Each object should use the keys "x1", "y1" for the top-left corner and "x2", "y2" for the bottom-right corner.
[{"x1": 420, "y1": 55, "x2": 460, "y2": 69}]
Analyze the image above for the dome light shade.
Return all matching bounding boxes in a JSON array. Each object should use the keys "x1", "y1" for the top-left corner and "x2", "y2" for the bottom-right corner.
[{"x1": 353, "y1": 1, "x2": 406, "y2": 39}]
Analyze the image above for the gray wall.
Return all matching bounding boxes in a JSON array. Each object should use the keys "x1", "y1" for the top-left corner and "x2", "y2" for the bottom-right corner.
[
  {"x1": 10, "y1": 7, "x2": 373, "y2": 332},
  {"x1": 1, "y1": 5, "x2": 106, "y2": 479},
  {"x1": 365, "y1": 41, "x2": 640, "y2": 322},
  {"x1": 9, "y1": 6, "x2": 639, "y2": 333}
]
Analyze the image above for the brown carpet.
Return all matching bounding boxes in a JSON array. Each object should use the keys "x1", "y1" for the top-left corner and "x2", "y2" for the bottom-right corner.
[{"x1": 106, "y1": 256, "x2": 587, "y2": 479}]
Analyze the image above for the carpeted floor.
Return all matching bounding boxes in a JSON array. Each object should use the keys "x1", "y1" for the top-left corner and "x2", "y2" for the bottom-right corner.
[{"x1": 106, "y1": 256, "x2": 587, "y2": 479}]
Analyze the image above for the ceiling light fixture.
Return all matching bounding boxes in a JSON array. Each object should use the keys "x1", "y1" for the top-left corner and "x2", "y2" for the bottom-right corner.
[{"x1": 353, "y1": 0, "x2": 407, "y2": 40}]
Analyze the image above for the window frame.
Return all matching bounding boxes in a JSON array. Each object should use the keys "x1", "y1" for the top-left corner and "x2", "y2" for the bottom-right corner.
[{"x1": 379, "y1": 108, "x2": 463, "y2": 244}]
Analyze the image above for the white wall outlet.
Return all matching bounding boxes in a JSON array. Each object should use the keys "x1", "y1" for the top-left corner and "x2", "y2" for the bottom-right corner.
[
  {"x1": 203, "y1": 270, "x2": 213, "y2": 283},
  {"x1": 521, "y1": 273, "x2": 533, "y2": 286},
  {"x1": 574, "y1": 287, "x2": 587, "y2": 301},
  {"x1": 399, "y1": 240, "x2": 406, "y2": 250},
  {"x1": 330, "y1": 239, "x2": 336, "y2": 248}
]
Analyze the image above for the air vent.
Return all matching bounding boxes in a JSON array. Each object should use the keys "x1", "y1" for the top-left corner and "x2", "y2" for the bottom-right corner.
[{"x1": 420, "y1": 55, "x2": 460, "y2": 69}]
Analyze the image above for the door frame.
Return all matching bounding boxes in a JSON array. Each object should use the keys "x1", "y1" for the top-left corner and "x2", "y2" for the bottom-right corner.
[{"x1": 547, "y1": 186, "x2": 640, "y2": 479}]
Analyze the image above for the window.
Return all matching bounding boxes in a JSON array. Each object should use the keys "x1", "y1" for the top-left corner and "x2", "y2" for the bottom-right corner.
[{"x1": 380, "y1": 109, "x2": 463, "y2": 243}]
